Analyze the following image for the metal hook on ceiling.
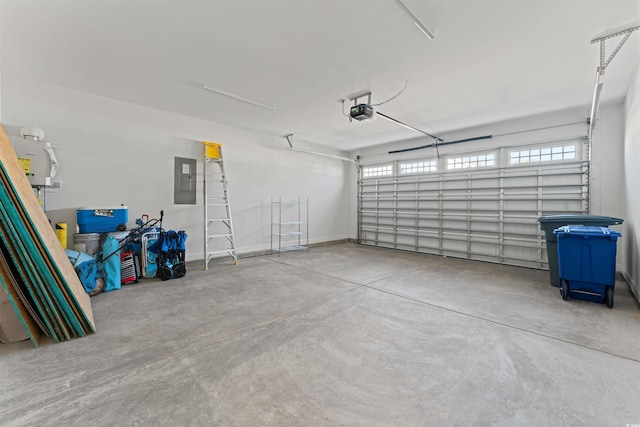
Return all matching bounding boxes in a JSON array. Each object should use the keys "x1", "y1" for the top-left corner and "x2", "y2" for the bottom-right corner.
[{"x1": 284, "y1": 134, "x2": 294, "y2": 148}]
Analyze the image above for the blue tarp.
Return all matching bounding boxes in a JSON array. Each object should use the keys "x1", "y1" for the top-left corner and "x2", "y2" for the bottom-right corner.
[{"x1": 65, "y1": 249, "x2": 104, "y2": 294}]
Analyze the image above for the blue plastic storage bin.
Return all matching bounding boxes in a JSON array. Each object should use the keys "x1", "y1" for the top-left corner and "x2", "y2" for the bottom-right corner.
[{"x1": 553, "y1": 226, "x2": 621, "y2": 308}]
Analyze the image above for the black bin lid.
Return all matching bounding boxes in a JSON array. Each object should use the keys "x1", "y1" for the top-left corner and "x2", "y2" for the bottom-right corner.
[{"x1": 537, "y1": 214, "x2": 623, "y2": 226}]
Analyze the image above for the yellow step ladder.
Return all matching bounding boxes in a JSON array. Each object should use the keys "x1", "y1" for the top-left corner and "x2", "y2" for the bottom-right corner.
[{"x1": 203, "y1": 142, "x2": 237, "y2": 269}]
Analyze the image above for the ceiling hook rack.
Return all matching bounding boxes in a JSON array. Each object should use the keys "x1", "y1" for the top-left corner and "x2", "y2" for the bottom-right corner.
[
  {"x1": 588, "y1": 21, "x2": 639, "y2": 142},
  {"x1": 591, "y1": 22, "x2": 640, "y2": 73}
]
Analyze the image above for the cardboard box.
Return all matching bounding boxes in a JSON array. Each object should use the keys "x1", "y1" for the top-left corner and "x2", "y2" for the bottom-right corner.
[{"x1": 0, "y1": 289, "x2": 28, "y2": 344}]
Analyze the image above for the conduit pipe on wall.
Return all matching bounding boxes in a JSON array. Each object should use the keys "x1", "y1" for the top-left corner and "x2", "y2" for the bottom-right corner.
[
  {"x1": 388, "y1": 135, "x2": 492, "y2": 154},
  {"x1": 388, "y1": 121, "x2": 588, "y2": 155}
]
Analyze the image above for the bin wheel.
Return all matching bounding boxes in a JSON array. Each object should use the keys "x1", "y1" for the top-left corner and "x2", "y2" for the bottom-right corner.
[
  {"x1": 561, "y1": 280, "x2": 569, "y2": 301},
  {"x1": 605, "y1": 286, "x2": 614, "y2": 309}
]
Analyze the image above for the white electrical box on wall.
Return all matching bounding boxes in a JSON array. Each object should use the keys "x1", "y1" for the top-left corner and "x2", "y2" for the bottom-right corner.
[{"x1": 9, "y1": 129, "x2": 57, "y2": 187}]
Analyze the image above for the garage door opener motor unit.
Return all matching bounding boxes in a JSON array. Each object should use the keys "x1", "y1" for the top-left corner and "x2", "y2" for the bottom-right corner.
[{"x1": 350, "y1": 103, "x2": 374, "y2": 121}]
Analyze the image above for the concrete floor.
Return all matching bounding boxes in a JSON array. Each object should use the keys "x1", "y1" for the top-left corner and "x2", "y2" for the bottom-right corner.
[{"x1": 1, "y1": 242, "x2": 639, "y2": 426}]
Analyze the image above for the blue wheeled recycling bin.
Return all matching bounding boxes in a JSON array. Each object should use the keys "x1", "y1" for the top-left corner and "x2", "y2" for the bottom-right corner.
[
  {"x1": 554, "y1": 226, "x2": 621, "y2": 308},
  {"x1": 538, "y1": 214, "x2": 623, "y2": 287}
]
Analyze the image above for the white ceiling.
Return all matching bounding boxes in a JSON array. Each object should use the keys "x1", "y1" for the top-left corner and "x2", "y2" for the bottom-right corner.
[{"x1": 1, "y1": 0, "x2": 639, "y2": 151}]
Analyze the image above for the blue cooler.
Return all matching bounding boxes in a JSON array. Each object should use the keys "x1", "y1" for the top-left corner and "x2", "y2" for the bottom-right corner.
[
  {"x1": 554, "y1": 225, "x2": 621, "y2": 308},
  {"x1": 77, "y1": 206, "x2": 128, "y2": 234}
]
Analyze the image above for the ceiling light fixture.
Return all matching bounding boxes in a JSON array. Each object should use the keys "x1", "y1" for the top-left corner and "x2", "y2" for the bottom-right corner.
[
  {"x1": 392, "y1": 0, "x2": 434, "y2": 39},
  {"x1": 203, "y1": 85, "x2": 275, "y2": 111}
]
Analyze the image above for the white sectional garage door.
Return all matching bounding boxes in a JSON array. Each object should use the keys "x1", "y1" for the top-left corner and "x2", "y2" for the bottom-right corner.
[{"x1": 358, "y1": 134, "x2": 589, "y2": 269}]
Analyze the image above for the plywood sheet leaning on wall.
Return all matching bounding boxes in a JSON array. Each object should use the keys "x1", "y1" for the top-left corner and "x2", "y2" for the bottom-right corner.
[
  {"x1": 0, "y1": 240, "x2": 49, "y2": 335},
  {"x1": 0, "y1": 122, "x2": 95, "y2": 346},
  {"x1": 0, "y1": 248, "x2": 41, "y2": 347}
]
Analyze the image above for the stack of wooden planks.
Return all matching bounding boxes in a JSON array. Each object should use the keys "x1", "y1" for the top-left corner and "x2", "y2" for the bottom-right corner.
[{"x1": 0, "y1": 123, "x2": 95, "y2": 347}]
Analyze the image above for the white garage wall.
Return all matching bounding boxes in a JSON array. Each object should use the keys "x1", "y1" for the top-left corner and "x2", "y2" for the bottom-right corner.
[
  {"x1": 590, "y1": 103, "x2": 625, "y2": 218},
  {"x1": 623, "y1": 64, "x2": 640, "y2": 300},
  {"x1": 1, "y1": 76, "x2": 352, "y2": 262}
]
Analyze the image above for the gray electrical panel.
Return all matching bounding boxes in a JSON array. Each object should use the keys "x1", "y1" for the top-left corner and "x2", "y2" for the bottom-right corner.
[{"x1": 174, "y1": 157, "x2": 196, "y2": 204}]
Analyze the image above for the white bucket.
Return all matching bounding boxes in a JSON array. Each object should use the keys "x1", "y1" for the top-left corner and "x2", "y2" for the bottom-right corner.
[{"x1": 73, "y1": 233, "x2": 102, "y2": 256}]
